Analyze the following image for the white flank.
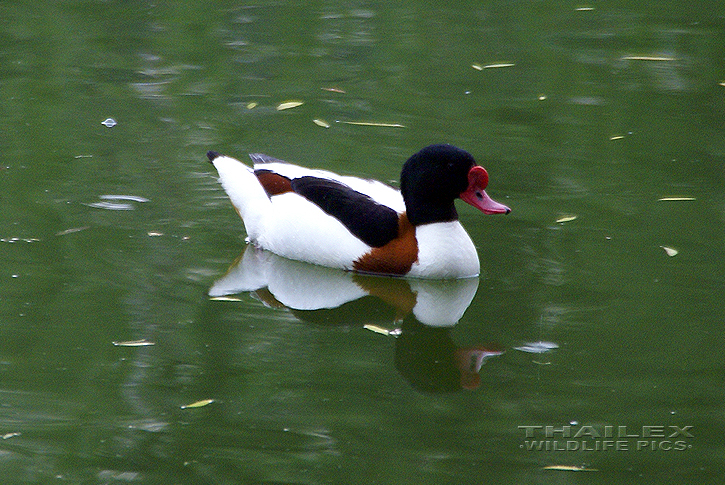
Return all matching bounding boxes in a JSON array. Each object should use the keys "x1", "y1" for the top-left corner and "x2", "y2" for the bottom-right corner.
[{"x1": 258, "y1": 192, "x2": 371, "y2": 269}]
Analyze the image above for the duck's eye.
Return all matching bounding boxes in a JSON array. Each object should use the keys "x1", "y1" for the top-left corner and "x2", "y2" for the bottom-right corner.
[{"x1": 476, "y1": 191, "x2": 483, "y2": 200}]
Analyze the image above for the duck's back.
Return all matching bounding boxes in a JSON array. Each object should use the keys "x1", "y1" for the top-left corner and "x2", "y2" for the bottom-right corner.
[{"x1": 250, "y1": 154, "x2": 405, "y2": 212}]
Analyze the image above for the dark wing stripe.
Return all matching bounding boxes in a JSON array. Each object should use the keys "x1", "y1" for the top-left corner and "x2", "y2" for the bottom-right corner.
[{"x1": 291, "y1": 176, "x2": 399, "y2": 248}]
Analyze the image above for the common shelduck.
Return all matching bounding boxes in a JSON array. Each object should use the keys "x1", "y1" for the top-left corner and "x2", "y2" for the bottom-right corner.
[{"x1": 207, "y1": 144, "x2": 510, "y2": 279}]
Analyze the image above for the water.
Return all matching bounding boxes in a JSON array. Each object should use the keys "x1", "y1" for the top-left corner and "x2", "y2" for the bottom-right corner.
[{"x1": 1, "y1": 1, "x2": 723, "y2": 483}]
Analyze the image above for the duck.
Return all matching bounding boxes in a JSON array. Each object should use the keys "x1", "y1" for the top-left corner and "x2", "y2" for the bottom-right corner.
[{"x1": 207, "y1": 144, "x2": 510, "y2": 279}]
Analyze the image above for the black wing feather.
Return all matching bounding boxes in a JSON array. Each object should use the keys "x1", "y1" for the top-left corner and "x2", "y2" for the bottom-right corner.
[{"x1": 291, "y1": 176, "x2": 399, "y2": 248}]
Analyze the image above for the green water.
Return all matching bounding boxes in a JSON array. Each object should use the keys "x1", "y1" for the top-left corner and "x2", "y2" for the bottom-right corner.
[{"x1": 1, "y1": 1, "x2": 724, "y2": 483}]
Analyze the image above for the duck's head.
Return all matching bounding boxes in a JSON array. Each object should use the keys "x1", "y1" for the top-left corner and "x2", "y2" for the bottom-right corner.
[{"x1": 400, "y1": 144, "x2": 511, "y2": 226}]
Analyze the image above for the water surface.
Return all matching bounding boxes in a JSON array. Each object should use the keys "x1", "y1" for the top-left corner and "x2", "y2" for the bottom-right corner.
[{"x1": 0, "y1": 1, "x2": 723, "y2": 483}]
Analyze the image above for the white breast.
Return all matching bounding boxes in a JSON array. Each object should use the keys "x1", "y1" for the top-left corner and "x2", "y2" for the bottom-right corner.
[{"x1": 408, "y1": 222, "x2": 480, "y2": 279}]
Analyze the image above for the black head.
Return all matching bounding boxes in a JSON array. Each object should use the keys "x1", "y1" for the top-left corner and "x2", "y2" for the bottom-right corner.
[{"x1": 400, "y1": 144, "x2": 478, "y2": 226}]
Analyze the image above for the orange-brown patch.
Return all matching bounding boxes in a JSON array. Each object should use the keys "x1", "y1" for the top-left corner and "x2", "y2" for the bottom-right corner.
[
  {"x1": 353, "y1": 214, "x2": 418, "y2": 275},
  {"x1": 255, "y1": 171, "x2": 293, "y2": 196}
]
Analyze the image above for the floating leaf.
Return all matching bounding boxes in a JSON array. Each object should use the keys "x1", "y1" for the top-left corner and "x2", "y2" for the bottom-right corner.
[
  {"x1": 658, "y1": 196, "x2": 695, "y2": 201},
  {"x1": 246, "y1": 102, "x2": 258, "y2": 109},
  {"x1": 609, "y1": 134, "x2": 625, "y2": 140},
  {"x1": 556, "y1": 215, "x2": 577, "y2": 223},
  {"x1": 473, "y1": 62, "x2": 515, "y2": 70},
  {"x1": 622, "y1": 55, "x2": 677, "y2": 61},
  {"x1": 363, "y1": 324, "x2": 401, "y2": 337},
  {"x1": 2, "y1": 432, "x2": 20, "y2": 440},
  {"x1": 112, "y1": 339, "x2": 155, "y2": 347},
  {"x1": 544, "y1": 465, "x2": 597, "y2": 472},
  {"x1": 313, "y1": 118, "x2": 331, "y2": 128},
  {"x1": 364, "y1": 324, "x2": 392, "y2": 336},
  {"x1": 342, "y1": 121, "x2": 406, "y2": 128},
  {"x1": 575, "y1": 6, "x2": 595, "y2": 11},
  {"x1": 321, "y1": 87, "x2": 346, "y2": 94},
  {"x1": 147, "y1": 231, "x2": 163, "y2": 237},
  {"x1": 181, "y1": 399, "x2": 214, "y2": 409},
  {"x1": 277, "y1": 101, "x2": 304, "y2": 111},
  {"x1": 56, "y1": 226, "x2": 90, "y2": 236},
  {"x1": 660, "y1": 246, "x2": 678, "y2": 257},
  {"x1": 486, "y1": 62, "x2": 516, "y2": 68}
]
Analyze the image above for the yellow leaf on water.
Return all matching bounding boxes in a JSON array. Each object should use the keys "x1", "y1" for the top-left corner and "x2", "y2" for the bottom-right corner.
[
  {"x1": 609, "y1": 134, "x2": 625, "y2": 140},
  {"x1": 246, "y1": 102, "x2": 258, "y2": 109},
  {"x1": 364, "y1": 325, "x2": 401, "y2": 337},
  {"x1": 474, "y1": 62, "x2": 515, "y2": 70},
  {"x1": 485, "y1": 62, "x2": 516, "y2": 69},
  {"x1": 112, "y1": 339, "x2": 155, "y2": 347},
  {"x1": 660, "y1": 246, "x2": 678, "y2": 257},
  {"x1": 342, "y1": 121, "x2": 406, "y2": 128},
  {"x1": 622, "y1": 55, "x2": 677, "y2": 61},
  {"x1": 658, "y1": 196, "x2": 695, "y2": 201},
  {"x1": 55, "y1": 226, "x2": 90, "y2": 236},
  {"x1": 556, "y1": 215, "x2": 578, "y2": 223},
  {"x1": 544, "y1": 465, "x2": 598, "y2": 472},
  {"x1": 277, "y1": 101, "x2": 304, "y2": 111},
  {"x1": 181, "y1": 399, "x2": 214, "y2": 409},
  {"x1": 313, "y1": 118, "x2": 331, "y2": 128},
  {"x1": 364, "y1": 324, "x2": 391, "y2": 336}
]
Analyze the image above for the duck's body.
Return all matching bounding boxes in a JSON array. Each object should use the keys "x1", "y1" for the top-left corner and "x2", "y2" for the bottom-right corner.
[{"x1": 207, "y1": 144, "x2": 510, "y2": 279}]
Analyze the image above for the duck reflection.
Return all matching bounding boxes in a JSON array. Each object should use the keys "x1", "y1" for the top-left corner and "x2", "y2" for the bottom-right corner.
[{"x1": 209, "y1": 246, "x2": 503, "y2": 392}]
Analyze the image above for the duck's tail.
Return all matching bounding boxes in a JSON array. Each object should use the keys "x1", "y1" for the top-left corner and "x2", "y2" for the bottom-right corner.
[{"x1": 207, "y1": 151, "x2": 270, "y2": 242}]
